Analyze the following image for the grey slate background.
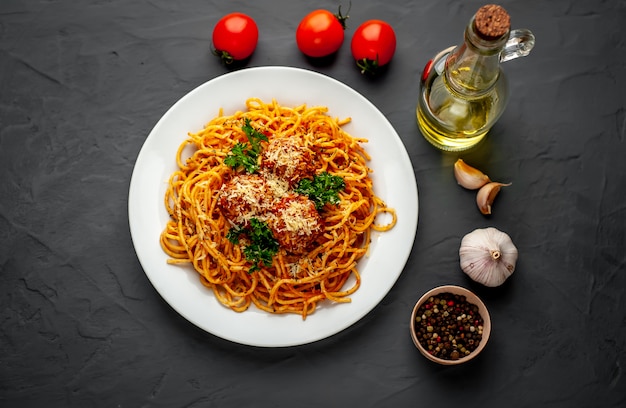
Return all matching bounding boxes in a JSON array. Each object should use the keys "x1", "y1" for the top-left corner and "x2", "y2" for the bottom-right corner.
[{"x1": 1, "y1": 0, "x2": 624, "y2": 406}]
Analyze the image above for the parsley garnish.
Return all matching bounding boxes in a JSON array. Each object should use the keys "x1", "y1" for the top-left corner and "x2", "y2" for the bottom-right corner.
[
  {"x1": 226, "y1": 225, "x2": 245, "y2": 244},
  {"x1": 227, "y1": 218, "x2": 279, "y2": 272},
  {"x1": 295, "y1": 172, "x2": 345, "y2": 210},
  {"x1": 223, "y1": 118, "x2": 268, "y2": 173},
  {"x1": 242, "y1": 118, "x2": 267, "y2": 154}
]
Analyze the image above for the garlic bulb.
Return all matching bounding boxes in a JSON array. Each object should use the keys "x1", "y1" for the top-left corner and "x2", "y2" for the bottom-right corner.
[
  {"x1": 454, "y1": 159, "x2": 491, "y2": 190},
  {"x1": 459, "y1": 227, "x2": 518, "y2": 287},
  {"x1": 476, "y1": 181, "x2": 511, "y2": 215}
]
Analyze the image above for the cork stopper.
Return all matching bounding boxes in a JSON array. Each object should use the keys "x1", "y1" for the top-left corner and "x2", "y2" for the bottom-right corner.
[{"x1": 474, "y1": 4, "x2": 510, "y2": 39}]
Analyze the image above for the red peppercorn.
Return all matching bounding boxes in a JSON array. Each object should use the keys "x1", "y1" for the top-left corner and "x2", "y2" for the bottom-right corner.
[{"x1": 414, "y1": 292, "x2": 485, "y2": 361}]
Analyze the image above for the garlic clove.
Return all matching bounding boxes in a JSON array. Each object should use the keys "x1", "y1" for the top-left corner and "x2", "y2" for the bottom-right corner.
[
  {"x1": 476, "y1": 181, "x2": 511, "y2": 215},
  {"x1": 454, "y1": 159, "x2": 491, "y2": 190},
  {"x1": 459, "y1": 227, "x2": 518, "y2": 287}
]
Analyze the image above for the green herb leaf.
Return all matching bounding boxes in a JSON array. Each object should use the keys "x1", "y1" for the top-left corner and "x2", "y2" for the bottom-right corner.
[
  {"x1": 295, "y1": 172, "x2": 345, "y2": 210},
  {"x1": 241, "y1": 118, "x2": 268, "y2": 154},
  {"x1": 224, "y1": 143, "x2": 257, "y2": 173},
  {"x1": 224, "y1": 118, "x2": 269, "y2": 173},
  {"x1": 226, "y1": 225, "x2": 244, "y2": 244},
  {"x1": 227, "y1": 218, "x2": 279, "y2": 273}
]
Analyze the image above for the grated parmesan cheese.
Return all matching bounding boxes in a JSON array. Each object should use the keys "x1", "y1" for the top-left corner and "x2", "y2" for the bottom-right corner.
[{"x1": 279, "y1": 199, "x2": 318, "y2": 235}]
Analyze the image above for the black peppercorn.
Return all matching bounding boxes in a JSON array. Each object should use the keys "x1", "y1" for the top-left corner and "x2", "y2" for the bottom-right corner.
[{"x1": 414, "y1": 292, "x2": 484, "y2": 360}]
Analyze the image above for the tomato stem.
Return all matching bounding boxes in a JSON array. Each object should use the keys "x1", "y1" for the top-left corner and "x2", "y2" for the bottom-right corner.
[
  {"x1": 212, "y1": 48, "x2": 234, "y2": 65},
  {"x1": 335, "y1": 1, "x2": 351, "y2": 29},
  {"x1": 356, "y1": 57, "x2": 381, "y2": 75}
]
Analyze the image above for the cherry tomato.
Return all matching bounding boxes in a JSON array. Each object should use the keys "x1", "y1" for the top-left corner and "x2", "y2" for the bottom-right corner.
[
  {"x1": 351, "y1": 20, "x2": 397, "y2": 74},
  {"x1": 212, "y1": 13, "x2": 259, "y2": 64},
  {"x1": 296, "y1": 8, "x2": 348, "y2": 58}
]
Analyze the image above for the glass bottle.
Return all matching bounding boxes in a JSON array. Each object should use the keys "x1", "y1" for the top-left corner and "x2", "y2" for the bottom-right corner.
[{"x1": 416, "y1": 4, "x2": 535, "y2": 151}]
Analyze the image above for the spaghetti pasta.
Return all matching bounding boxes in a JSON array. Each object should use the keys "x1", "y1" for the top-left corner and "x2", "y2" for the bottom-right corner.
[{"x1": 160, "y1": 98, "x2": 396, "y2": 319}]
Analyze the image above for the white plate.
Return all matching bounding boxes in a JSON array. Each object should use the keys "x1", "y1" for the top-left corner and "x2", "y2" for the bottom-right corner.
[{"x1": 128, "y1": 66, "x2": 418, "y2": 347}]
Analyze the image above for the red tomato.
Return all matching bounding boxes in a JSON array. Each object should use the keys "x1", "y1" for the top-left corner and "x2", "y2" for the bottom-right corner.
[
  {"x1": 296, "y1": 9, "x2": 348, "y2": 58},
  {"x1": 351, "y1": 20, "x2": 397, "y2": 74},
  {"x1": 212, "y1": 13, "x2": 259, "y2": 63}
]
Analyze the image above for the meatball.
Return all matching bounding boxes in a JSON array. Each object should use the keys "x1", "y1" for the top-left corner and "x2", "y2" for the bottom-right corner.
[
  {"x1": 217, "y1": 174, "x2": 272, "y2": 225},
  {"x1": 269, "y1": 193, "x2": 324, "y2": 254},
  {"x1": 261, "y1": 136, "x2": 316, "y2": 186}
]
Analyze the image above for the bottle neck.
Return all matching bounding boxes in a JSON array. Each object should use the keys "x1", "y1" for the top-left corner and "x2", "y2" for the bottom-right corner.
[{"x1": 445, "y1": 16, "x2": 509, "y2": 96}]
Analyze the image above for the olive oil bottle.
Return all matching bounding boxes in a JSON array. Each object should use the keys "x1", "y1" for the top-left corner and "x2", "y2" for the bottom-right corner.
[{"x1": 417, "y1": 4, "x2": 535, "y2": 151}]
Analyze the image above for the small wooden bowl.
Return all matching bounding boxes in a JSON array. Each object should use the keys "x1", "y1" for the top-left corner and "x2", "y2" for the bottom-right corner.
[{"x1": 410, "y1": 285, "x2": 491, "y2": 365}]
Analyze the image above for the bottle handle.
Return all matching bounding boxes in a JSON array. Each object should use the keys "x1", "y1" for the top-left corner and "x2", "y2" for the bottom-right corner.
[{"x1": 500, "y1": 29, "x2": 535, "y2": 62}]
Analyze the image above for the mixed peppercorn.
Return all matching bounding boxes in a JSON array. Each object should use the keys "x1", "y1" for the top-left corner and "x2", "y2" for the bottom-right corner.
[{"x1": 414, "y1": 292, "x2": 484, "y2": 360}]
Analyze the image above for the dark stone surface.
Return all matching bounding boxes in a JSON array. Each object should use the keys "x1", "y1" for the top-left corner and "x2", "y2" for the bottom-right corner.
[{"x1": 1, "y1": 0, "x2": 624, "y2": 406}]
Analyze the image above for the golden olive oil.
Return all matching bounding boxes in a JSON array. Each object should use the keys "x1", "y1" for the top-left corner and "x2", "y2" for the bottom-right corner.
[{"x1": 417, "y1": 61, "x2": 509, "y2": 152}]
